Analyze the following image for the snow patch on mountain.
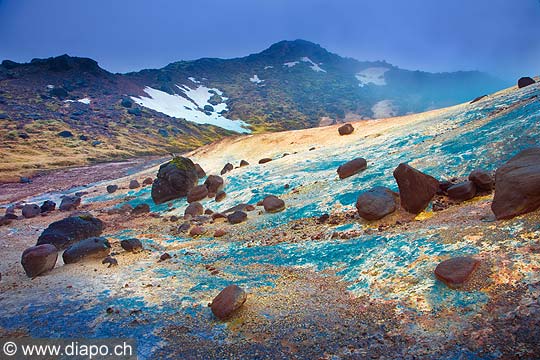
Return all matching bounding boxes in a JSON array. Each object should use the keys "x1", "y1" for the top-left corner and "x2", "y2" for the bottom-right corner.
[
  {"x1": 250, "y1": 74, "x2": 264, "y2": 84},
  {"x1": 188, "y1": 77, "x2": 201, "y2": 84},
  {"x1": 371, "y1": 100, "x2": 398, "y2": 118},
  {"x1": 64, "y1": 98, "x2": 91, "y2": 104},
  {"x1": 300, "y1": 57, "x2": 326, "y2": 72},
  {"x1": 356, "y1": 67, "x2": 389, "y2": 87},
  {"x1": 264, "y1": 66, "x2": 273, "y2": 70},
  {"x1": 131, "y1": 85, "x2": 250, "y2": 133},
  {"x1": 283, "y1": 61, "x2": 299, "y2": 68}
]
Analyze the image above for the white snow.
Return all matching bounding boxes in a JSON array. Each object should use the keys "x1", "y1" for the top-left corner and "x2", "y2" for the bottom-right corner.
[
  {"x1": 249, "y1": 74, "x2": 264, "y2": 84},
  {"x1": 46, "y1": 84, "x2": 54, "y2": 89},
  {"x1": 283, "y1": 61, "x2": 299, "y2": 68},
  {"x1": 300, "y1": 57, "x2": 326, "y2": 72},
  {"x1": 356, "y1": 67, "x2": 389, "y2": 87},
  {"x1": 64, "y1": 98, "x2": 91, "y2": 105},
  {"x1": 131, "y1": 85, "x2": 250, "y2": 133},
  {"x1": 264, "y1": 66, "x2": 273, "y2": 70},
  {"x1": 188, "y1": 77, "x2": 200, "y2": 84},
  {"x1": 371, "y1": 100, "x2": 398, "y2": 119}
]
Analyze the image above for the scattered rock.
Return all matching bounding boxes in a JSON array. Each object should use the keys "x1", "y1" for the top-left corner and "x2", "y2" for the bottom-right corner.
[
  {"x1": 338, "y1": 123, "x2": 354, "y2": 135},
  {"x1": 212, "y1": 212, "x2": 227, "y2": 220},
  {"x1": 22, "y1": 204, "x2": 41, "y2": 218},
  {"x1": 59, "y1": 196, "x2": 81, "y2": 211},
  {"x1": 434, "y1": 256, "x2": 480, "y2": 288},
  {"x1": 159, "y1": 252, "x2": 171, "y2": 261},
  {"x1": 468, "y1": 169, "x2": 494, "y2": 191},
  {"x1": 447, "y1": 181, "x2": 477, "y2": 201},
  {"x1": 356, "y1": 187, "x2": 397, "y2": 220},
  {"x1": 121, "y1": 98, "x2": 133, "y2": 108},
  {"x1": 204, "y1": 175, "x2": 224, "y2": 194},
  {"x1": 492, "y1": 147, "x2": 540, "y2": 219},
  {"x1": 37, "y1": 215, "x2": 104, "y2": 250},
  {"x1": 258, "y1": 158, "x2": 272, "y2": 164},
  {"x1": 102, "y1": 256, "x2": 118, "y2": 267},
  {"x1": 131, "y1": 203, "x2": 150, "y2": 215},
  {"x1": 393, "y1": 163, "x2": 439, "y2": 214},
  {"x1": 142, "y1": 177, "x2": 153, "y2": 186},
  {"x1": 40, "y1": 200, "x2": 56, "y2": 213},
  {"x1": 214, "y1": 229, "x2": 227, "y2": 237},
  {"x1": 194, "y1": 164, "x2": 206, "y2": 179},
  {"x1": 317, "y1": 213, "x2": 330, "y2": 223},
  {"x1": 227, "y1": 211, "x2": 247, "y2": 224},
  {"x1": 187, "y1": 185, "x2": 209, "y2": 203},
  {"x1": 120, "y1": 238, "x2": 143, "y2": 252},
  {"x1": 220, "y1": 163, "x2": 234, "y2": 175},
  {"x1": 5, "y1": 206, "x2": 18, "y2": 219},
  {"x1": 20, "y1": 177, "x2": 32, "y2": 184},
  {"x1": 151, "y1": 157, "x2": 199, "y2": 204},
  {"x1": 106, "y1": 185, "x2": 118, "y2": 193},
  {"x1": 62, "y1": 237, "x2": 111, "y2": 264},
  {"x1": 189, "y1": 226, "x2": 206, "y2": 236},
  {"x1": 184, "y1": 202, "x2": 203, "y2": 218},
  {"x1": 262, "y1": 195, "x2": 285, "y2": 213},
  {"x1": 210, "y1": 285, "x2": 247, "y2": 320},
  {"x1": 239, "y1": 160, "x2": 249, "y2": 167},
  {"x1": 337, "y1": 158, "x2": 367, "y2": 179},
  {"x1": 129, "y1": 180, "x2": 140, "y2": 189},
  {"x1": 177, "y1": 221, "x2": 191, "y2": 232},
  {"x1": 21, "y1": 244, "x2": 58, "y2": 278},
  {"x1": 215, "y1": 191, "x2": 226, "y2": 202},
  {"x1": 438, "y1": 180, "x2": 453, "y2": 195},
  {"x1": 0, "y1": 216, "x2": 12, "y2": 226},
  {"x1": 518, "y1": 77, "x2": 535, "y2": 89},
  {"x1": 58, "y1": 130, "x2": 73, "y2": 138}
]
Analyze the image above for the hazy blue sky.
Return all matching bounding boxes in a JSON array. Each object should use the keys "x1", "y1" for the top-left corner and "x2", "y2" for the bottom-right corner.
[{"x1": 0, "y1": 0, "x2": 539, "y2": 80}]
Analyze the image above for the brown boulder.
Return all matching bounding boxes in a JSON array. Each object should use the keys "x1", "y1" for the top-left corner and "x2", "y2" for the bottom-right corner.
[
  {"x1": 492, "y1": 147, "x2": 540, "y2": 219},
  {"x1": 142, "y1": 177, "x2": 153, "y2": 186},
  {"x1": 62, "y1": 237, "x2": 111, "y2": 264},
  {"x1": 210, "y1": 285, "x2": 247, "y2": 320},
  {"x1": 204, "y1": 175, "x2": 224, "y2": 194},
  {"x1": 434, "y1": 256, "x2": 480, "y2": 288},
  {"x1": 356, "y1": 187, "x2": 397, "y2": 220},
  {"x1": 239, "y1": 160, "x2": 249, "y2": 167},
  {"x1": 184, "y1": 202, "x2": 204, "y2": 218},
  {"x1": 337, "y1": 158, "x2": 367, "y2": 179},
  {"x1": 262, "y1": 195, "x2": 285, "y2": 213},
  {"x1": 518, "y1": 76, "x2": 535, "y2": 89},
  {"x1": 393, "y1": 163, "x2": 439, "y2": 214},
  {"x1": 227, "y1": 211, "x2": 247, "y2": 224},
  {"x1": 447, "y1": 181, "x2": 477, "y2": 201},
  {"x1": 215, "y1": 191, "x2": 226, "y2": 202},
  {"x1": 259, "y1": 158, "x2": 272, "y2": 164},
  {"x1": 194, "y1": 164, "x2": 206, "y2": 178},
  {"x1": 21, "y1": 244, "x2": 58, "y2": 278},
  {"x1": 187, "y1": 185, "x2": 209, "y2": 203},
  {"x1": 22, "y1": 204, "x2": 41, "y2": 218},
  {"x1": 129, "y1": 179, "x2": 140, "y2": 189},
  {"x1": 220, "y1": 163, "x2": 233, "y2": 175},
  {"x1": 468, "y1": 169, "x2": 493, "y2": 191},
  {"x1": 338, "y1": 123, "x2": 354, "y2": 135}
]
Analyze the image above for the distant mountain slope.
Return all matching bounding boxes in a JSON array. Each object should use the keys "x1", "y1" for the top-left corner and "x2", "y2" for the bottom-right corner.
[{"x1": 0, "y1": 40, "x2": 510, "y2": 180}]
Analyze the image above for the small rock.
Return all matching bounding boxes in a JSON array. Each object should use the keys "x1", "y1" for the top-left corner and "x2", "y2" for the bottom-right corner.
[
  {"x1": 447, "y1": 181, "x2": 477, "y2": 201},
  {"x1": 215, "y1": 191, "x2": 226, "y2": 202},
  {"x1": 22, "y1": 204, "x2": 41, "y2": 218},
  {"x1": 106, "y1": 185, "x2": 118, "y2": 193},
  {"x1": 129, "y1": 180, "x2": 140, "y2": 189},
  {"x1": 40, "y1": 200, "x2": 56, "y2": 213},
  {"x1": 262, "y1": 195, "x2": 285, "y2": 213},
  {"x1": 159, "y1": 252, "x2": 171, "y2": 261},
  {"x1": 434, "y1": 256, "x2": 480, "y2": 288},
  {"x1": 20, "y1": 177, "x2": 32, "y2": 184},
  {"x1": 239, "y1": 160, "x2": 249, "y2": 167},
  {"x1": 210, "y1": 284, "x2": 247, "y2": 320},
  {"x1": 142, "y1": 177, "x2": 153, "y2": 186},
  {"x1": 131, "y1": 203, "x2": 150, "y2": 215},
  {"x1": 356, "y1": 187, "x2": 397, "y2": 220},
  {"x1": 214, "y1": 229, "x2": 227, "y2": 237},
  {"x1": 228, "y1": 211, "x2": 247, "y2": 224},
  {"x1": 220, "y1": 163, "x2": 234, "y2": 175},
  {"x1": 59, "y1": 196, "x2": 81, "y2": 211},
  {"x1": 212, "y1": 212, "x2": 227, "y2": 220},
  {"x1": 0, "y1": 216, "x2": 12, "y2": 226},
  {"x1": 102, "y1": 256, "x2": 118, "y2": 267},
  {"x1": 258, "y1": 158, "x2": 272, "y2": 164},
  {"x1": 337, "y1": 158, "x2": 367, "y2": 179},
  {"x1": 338, "y1": 123, "x2": 354, "y2": 135},
  {"x1": 204, "y1": 209, "x2": 213, "y2": 215},
  {"x1": 468, "y1": 169, "x2": 494, "y2": 191},
  {"x1": 189, "y1": 226, "x2": 206, "y2": 236},
  {"x1": 62, "y1": 237, "x2": 111, "y2": 264},
  {"x1": 187, "y1": 185, "x2": 208, "y2": 203},
  {"x1": 204, "y1": 175, "x2": 224, "y2": 194},
  {"x1": 317, "y1": 213, "x2": 330, "y2": 223},
  {"x1": 177, "y1": 221, "x2": 191, "y2": 232},
  {"x1": 21, "y1": 244, "x2": 58, "y2": 278},
  {"x1": 184, "y1": 202, "x2": 203, "y2": 218},
  {"x1": 120, "y1": 238, "x2": 143, "y2": 252}
]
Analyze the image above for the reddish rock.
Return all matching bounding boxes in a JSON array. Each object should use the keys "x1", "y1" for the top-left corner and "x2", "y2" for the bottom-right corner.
[
  {"x1": 129, "y1": 179, "x2": 140, "y2": 189},
  {"x1": 356, "y1": 187, "x2": 397, "y2": 220},
  {"x1": 492, "y1": 148, "x2": 540, "y2": 219},
  {"x1": 62, "y1": 237, "x2": 111, "y2": 264},
  {"x1": 220, "y1": 163, "x2": 234, "y2": 175},
  {"x1": 187, "y1": 185, "x2": 209, "y2": 203},
  {"x1": 337, "y1": 158, "x2": 367, "y2": 179},
  {"x1": 120, "y1": 238, "x2": 143, "y2": 252},
  {"x1": 204, "y1": 208, "x2": 214, "y2": 215},
  {"x1": 142, "y1": 177, "x2": 153, "y2": 186},
  {"x1": 160, "y1": 252, "x2": 171, "y2": 261},
  {"x1": 184, "y1": 202, "x2": 204, "y2": 218},
  {"x1": 338, "y1": 123, "x2": 354, "y2": 135},
  {"x1": 227, "y1": 211, "x2": 247, "y2": 224},
  {"x1": 21, "y1": 244, "x2": 58, "y2": 278},
  {"x1": 468, "y1": 169, "x2": 493, "y2": 191},
  {"x1": 393, "y1": 163, "x2": 439, "y2": 214},
  {"x1": 434, "y1": 256, "x2": 480, "y2": 288},
  {"x1": 131, "y1": 203, "x2": 150, "y2": 215},
  {"x1": 262, "y1": 195, "x2": 285, "y2": 213},
  {"x1": 239, "y1": 160, "x2": 249, "y2": 167},
  {"x1": 215, "y1": 191, "x2": 226, "y2": 202},
  {"x1": 189, "y1": 226, "x2": 206, "y2": 236},
  {"x1": 447, "y1": 181, "x2": 477, "y2": 201},
  {"x1": 210, "y1": 285, "x2": 247, "y2": 320},
  {"x1": 212, "y1": 212, "x2": 227, "y2": 220},
  {"x1": 259, "y1": 158, "x2": 272, "y2": 164},
  {"x1": 204, "y1": 175, "x2": 224, "y2": 194},
  {"x1": 214, "y1": 229, "x2": 227, "y2": 237}
]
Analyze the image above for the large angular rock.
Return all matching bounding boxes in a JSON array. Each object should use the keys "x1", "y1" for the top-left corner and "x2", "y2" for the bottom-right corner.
[
  {"x1": 151, "y1": 157, "x2": 199, "y2": 204},
  {"x1": 492, "y1": 148, "x2": 540, "y2": 219},
  {"x1": 434, "y1": 256, "x2": 480, "y2": 288},
  {"x1": 447, "y1": 181, "x2": 477, "y2": 201},
  {"x1": 62, "y1": 237, "x2": 111, "y2": 264},
  {"x1": 262, "y1": 195, "x2": 285, "y2": 213},
  {"x1": 356, "y1": 187, "x2": 397, "y2": 220},
  {"x1": 37, "y1": 215, "x2": 104, "y2": 250},
  {"x1": 210, "y1": 285, "x2": 247, "y2": 320},
  {"x1": 337, "y1": 158, "x2": 367, "y2": 179},
  {"x1": 393, "y1": 163, "x2": 439, "y2": 214},
  {"x1": 21, "y1": 244, "x2": 58, "y2": 278},
  {"x1": 468, "y1": 169, "x2": 494, "y2": 191}
]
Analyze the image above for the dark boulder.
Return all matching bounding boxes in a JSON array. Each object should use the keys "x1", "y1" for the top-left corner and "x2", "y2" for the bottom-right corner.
[
  {"x1": 40, "y1": 200, "x2": 56, "y2": 213},
  {"x1": 128, "y1": 108, "x2": 141, "y2": 116},
  {"x1": 262, "y1": 195, "x2": 285, "y2": 213},
  {"x1": 227, "y1": 211, "x2": 247, "y2": 224},
  {"x1": 204, "y1": 175, "x2": 224, "y2": 194},
  {"x1": 106, "y1": 185, "x2": 118, "y2": 194},
  {"x1": 22, "y1": 204, "x2": 41, "y2": 218},
  {"x1": 194, "y1": 164, "x2": 206, "y2": 178},
  {"x1": 57, "y1": 130, "x2": 73, "y2": 138},
  {"x1": 337, "y1": 158, "x2": 367, "y2": 179},
  {"x1": 142, "y1": 177, "x2": 153, "y2": 186},
  {"x1": 62, "y1": 237, "x2": 111, "y2": 264},
  {"x1": 220, "y1": 163, "x2": 234, "y2": 175},
  {"x1": 59, "y1": 195, "x2": 81, "y2": 211},
  {"x1": 518, "y1": 77, "x2": 535, "y2": 89},
  {"x1": 447, "y1": 181, "x2": 477, "y2": 201},
  {"x1": 79, "y1": 134, "x2": 89, "y2": 141},
  {"x1": 129, "y1": 179, "x2": 140, "y2": 189},
  {"x1": 338, "y1": 123, "x2": 354, "y2": 135},
  {"x1": 434, "y1": 256, "x2": 480, "y2": 289},
  {"x1": 356, "y1": 187, "x2": 397, "y2": 220},
  {"x1": 210, "y1": 285, "x2": 247, "y2": 320},
  {"x1": 21, "y1": 244, "x2": 58, "y2": 278},
  {"x1": 491, "y1": 148, "x2": 540, "y2": 219},
  {"x1": 393, "y1": 163, "x2": 439, "y2": 214},
  {"x1": 187, "y1": 185, "x2": 208, "y2": 203},
  {"x1": 131, "y1": 203, "x2": 150, "y2": 215},
  {"x1": 468, "y1": 169, "x2": 494, "y2": 191},
  {"x1": 37, "y1": 215, "x2": 104, "y2": 250},
  {"x1": 184, "y1": 202, "x2": 204, "y2": 218},
  {"x1": 470, "y1": 95, "x2": 487, "y2": 104},
  {"x1": 151, "y1": 157, "x2": 199, "y2": 204},
  {"x1": 120, "y1": 238, "x2": 143, "y2": 252},
  {"x1": 239, "y1": 160, "x2": 249, "y2": 167},
  {"x1": 258, "y1": 158, "x2": 272, "y2": 164},
  {"x1": 120, "y1": 98, "x2": 133, "y2": 108},
  {"x1": 215, "y1": 191, "x2": 226, "y2": 202}
]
